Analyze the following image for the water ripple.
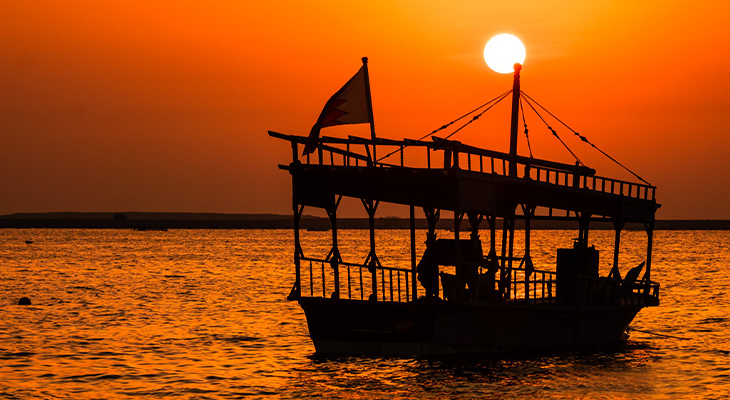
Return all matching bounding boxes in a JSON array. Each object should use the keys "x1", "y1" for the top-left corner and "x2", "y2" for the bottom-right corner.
[{"x1": 0, "y1": 229, "x2": 728, "y2": 398}]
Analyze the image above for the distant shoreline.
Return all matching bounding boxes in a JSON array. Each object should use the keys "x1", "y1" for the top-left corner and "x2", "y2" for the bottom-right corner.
[{"x1": 1, "y1": 212, "x2": 729, "y2": 230}]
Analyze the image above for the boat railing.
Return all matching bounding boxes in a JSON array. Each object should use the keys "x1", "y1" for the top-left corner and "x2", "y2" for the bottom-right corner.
[
  {"x1": 296, "y1": 250, "x2": 659, "y2": 309},
  {"x1": 499, "y1": 265, "x2": 557, "y2": 304},
  {"x1": 298, "y1": 255, "x2": 418, "y2": 303},
  {"x1": 427, "y1": 137, "x2": 656, "y2": 202},
  {"x1": 269, "y1": 131, "x2": 657, "y2": 202},
  {"x1": 497, "y1": 261, "x2": 660, "y2": 308},
  {"x1": 523, "y1": 165, "x2": 655, "y2": 200}
]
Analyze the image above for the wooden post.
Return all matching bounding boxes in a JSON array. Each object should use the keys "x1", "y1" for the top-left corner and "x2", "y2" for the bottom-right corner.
[
  {"x1": 577, "y1": 211, "x2": 591, "y2": 245},
  {"x1": 610, "y1": 219, "x2": 624, "y2": 279},
  {"x1": 288, "y1": 139, "x2": 303, "y2": 301},
  {"x1": 644, "y1": 221, "x2": 654, "y2": 293},
  {"x1": 487, "y1": 214, "x2": 498, "y2": 301},
  {"x1": 410, "y1": 205, "x2": 417, "y2": 301},
  {"x1": 488, "y1": 215, "x2": 497, "y2": 260},
  {"x1": 468, "y1": 213, "x2": 483, "y2": 300},
  {"x1": 522, "y1": 205, "x2": 535, "y2": 301},
  {"x1": 288, "y1": 204, "x2": 304, "y2": 300},
  {"x1": 500, "y1": 216, "x2": 509, "y2": 298},
  {"x1": 327, "y1": 195, "x2": 342, "y2": 299},
  {"x1": 523, "y1": 205, "x2": 532, "y2": 259},
  {"x1": 292, "y1": 141, "x2": 299, "y2": 164},
  {"x1": 424, "y1": 207, "x2": 440, "y2": 298},
  {"x1": 454, "y1": 211, "x2": 464, "y2": 301},
  {"x1": 500, "y1": 213, "x2": 516, "y2": 299},
  {"x1": 363, "y1": 199, "x2": 380, "y2": 301},
  {"x1": 508, "y1": 216, "x2": 515, "y2": 299},
  {"x1": 444, "y1": 149, "x2": 453, "y2": 169}
]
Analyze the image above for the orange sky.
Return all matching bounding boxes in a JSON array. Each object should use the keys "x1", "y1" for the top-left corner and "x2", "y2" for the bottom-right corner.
[{"x1": 2, "y1": 1, "x2": 729, "y2": 218}]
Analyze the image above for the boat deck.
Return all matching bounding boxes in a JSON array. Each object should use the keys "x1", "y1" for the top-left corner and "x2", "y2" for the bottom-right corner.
[{"x1": 270, "y1": 132, "x2": 658, "y2": 223}]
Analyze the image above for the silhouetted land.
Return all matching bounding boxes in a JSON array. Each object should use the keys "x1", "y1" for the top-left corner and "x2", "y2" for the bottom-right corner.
[{"x1": 0, "y1": 212, "x2": 729, "y2": 230}]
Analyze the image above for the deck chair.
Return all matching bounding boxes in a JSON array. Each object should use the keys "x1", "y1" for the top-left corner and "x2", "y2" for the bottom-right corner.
[{"x1": 621, "y1": 261, "x2": 645, "y2": 294}]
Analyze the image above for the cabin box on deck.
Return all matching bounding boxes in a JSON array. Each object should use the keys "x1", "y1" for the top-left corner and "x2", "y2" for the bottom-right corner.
[{"x1": 556, "y1": 240, "x2": 600, "y2": 304}]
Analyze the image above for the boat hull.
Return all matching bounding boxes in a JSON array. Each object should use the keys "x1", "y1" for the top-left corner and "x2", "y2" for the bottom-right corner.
[{"x1": 299, "y1": 297, "x2": 642, "y2": 356}]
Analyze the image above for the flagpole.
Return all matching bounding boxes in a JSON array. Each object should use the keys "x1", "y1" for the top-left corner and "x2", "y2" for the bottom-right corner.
[{"x1": 362, "y1": 57, "x2": 376, "y2": 163}]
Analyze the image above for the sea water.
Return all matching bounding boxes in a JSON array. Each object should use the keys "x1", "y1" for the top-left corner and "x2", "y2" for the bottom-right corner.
[{"x1": 1, "y1": 229, "x2": 729, "y2": 399}]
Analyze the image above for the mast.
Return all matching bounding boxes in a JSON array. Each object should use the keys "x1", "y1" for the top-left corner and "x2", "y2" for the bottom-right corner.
[{"x1": 508, "y1": 63, "x2": 522, "y2": 177}]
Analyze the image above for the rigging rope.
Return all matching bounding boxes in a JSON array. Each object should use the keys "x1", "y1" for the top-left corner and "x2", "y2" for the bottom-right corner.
[
  {"x1": 441, "y1": 91, "x2": 512, "y2": 141},
  {"x1": 520, "y1": 91, "x2": 651, "y2": 185},
  {"x1": 376, "y1": 90, "x2": 512, "y2": 162},
  {"x1": 521, "y1": 95, "x2": 585, "y2": 166}
]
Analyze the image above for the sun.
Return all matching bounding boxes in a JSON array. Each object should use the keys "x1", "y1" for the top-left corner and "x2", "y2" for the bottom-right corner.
[{"x1": 483, "y1": 34, "x2": 526, "y2": 74}]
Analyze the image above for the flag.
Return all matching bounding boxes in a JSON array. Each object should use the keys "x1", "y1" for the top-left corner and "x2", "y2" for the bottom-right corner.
[{"x1": 303, "y1": 61, "x2": 372, "y2": 155}]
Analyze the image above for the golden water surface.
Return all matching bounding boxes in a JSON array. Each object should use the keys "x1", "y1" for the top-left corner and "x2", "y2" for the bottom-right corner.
[{"x1": 1, "y1": 229, "x2": 728, "y2": 399}]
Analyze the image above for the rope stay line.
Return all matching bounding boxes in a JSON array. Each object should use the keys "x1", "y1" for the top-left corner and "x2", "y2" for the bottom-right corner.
[
  {"x1": 520, "y1": 90, "x2": 651, "y2": 185},
  {"x1": 520, "y1": 94, "x2": 585, "y2": 167},
  {"x1": 376, "y1": 90, "x2": 512, "y2": 162},
  {"x1": 441, "y1": 90, "x2": 512, "y2": 141}
]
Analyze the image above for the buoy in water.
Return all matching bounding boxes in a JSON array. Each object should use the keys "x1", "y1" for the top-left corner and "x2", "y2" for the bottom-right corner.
[{"x1": 17, "y1": 297, "x2": 31, "y2": 305}]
